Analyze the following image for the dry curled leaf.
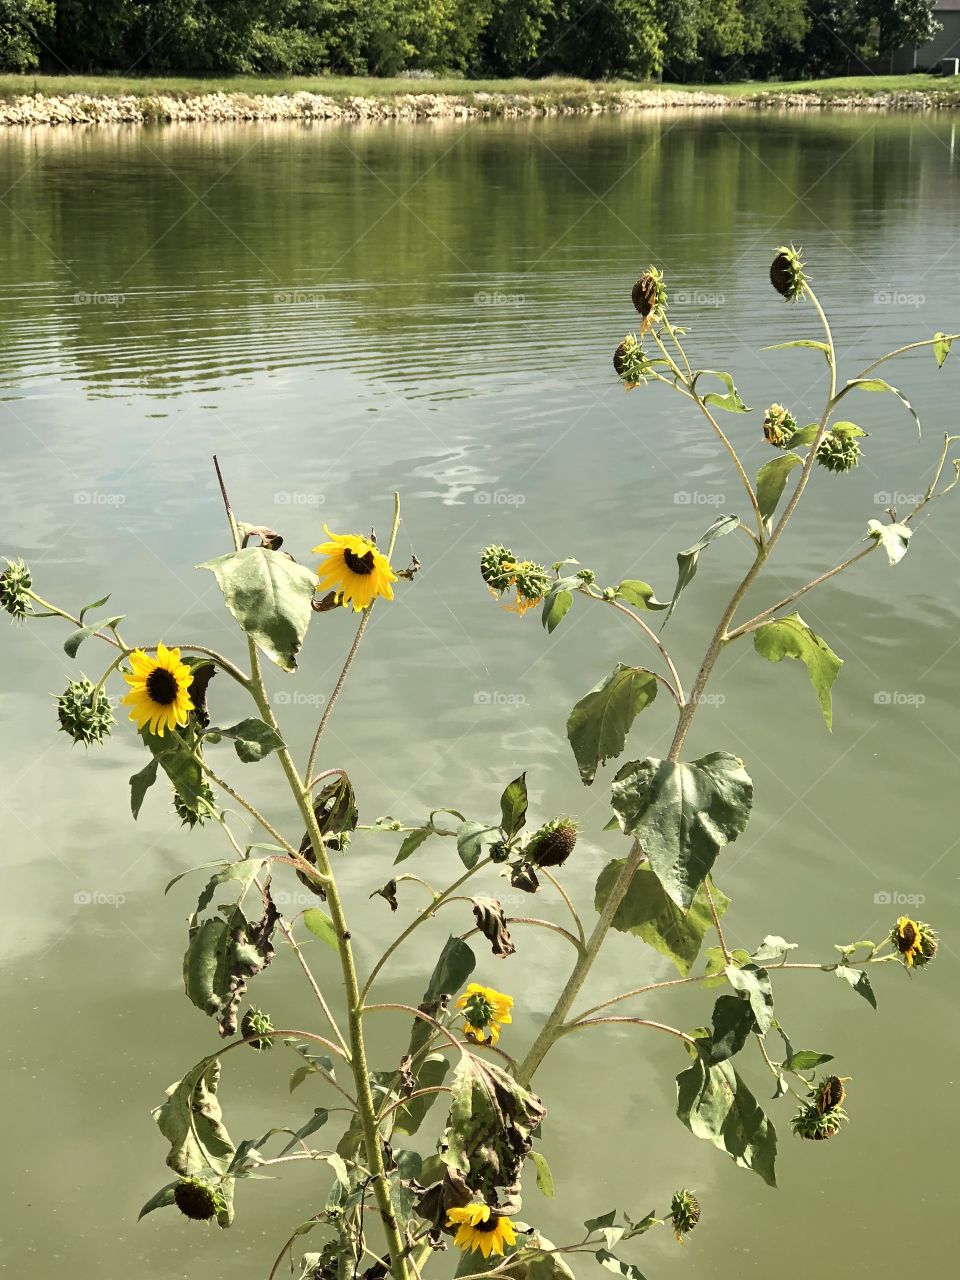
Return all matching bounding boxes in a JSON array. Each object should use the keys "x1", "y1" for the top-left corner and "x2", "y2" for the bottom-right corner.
[{"x1": 471, "y1": 896, "x2": 516, "y2": 958}]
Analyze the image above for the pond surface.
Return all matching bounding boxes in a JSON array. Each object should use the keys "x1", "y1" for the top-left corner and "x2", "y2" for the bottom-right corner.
[{"x1": 1, "y1": 109, "x2": 959, "y2": 1279}]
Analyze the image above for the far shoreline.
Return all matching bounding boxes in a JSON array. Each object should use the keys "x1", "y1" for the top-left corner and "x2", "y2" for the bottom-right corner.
[{"x1": 2, "y1": 74, "x2": 959, "y2": 128}]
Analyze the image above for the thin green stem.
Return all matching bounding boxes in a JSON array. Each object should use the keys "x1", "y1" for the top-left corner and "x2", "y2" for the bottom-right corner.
[{"x1": 593, "y1": 593, "x2": 684, "y2": 704}]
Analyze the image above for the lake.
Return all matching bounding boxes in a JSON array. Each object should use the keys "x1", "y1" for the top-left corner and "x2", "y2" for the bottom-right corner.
[{"x1": 1, "y1": 109, "x2": 958, "y2": 1279}]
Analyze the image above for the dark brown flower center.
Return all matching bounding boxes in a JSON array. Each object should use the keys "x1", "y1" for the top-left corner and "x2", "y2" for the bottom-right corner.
[
  {"x1": 344, "y1": 548, "x2": 375, "y2": 576},
  {"x1": 146, "y1": 666, "x2": 179, "y2": 706},
  {"x1": 897, "y1": 922, "x2": 918, "y2": 952},
  {"x1": 472, "y1": 1215, "x2": 501, "y2": 1234}
]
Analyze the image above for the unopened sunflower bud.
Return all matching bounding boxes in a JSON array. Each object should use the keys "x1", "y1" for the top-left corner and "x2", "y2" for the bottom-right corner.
[
  {"x1": 791, "y1": 1102, "x2": 847, "y2": 1141},
  {"x1": 173, "y1": 1176, "x2": 225, "y2": 1222},
  {"x1": 769, "y1": 246, "x2": 807, "y2": 302},
  {"x1": 56, "y1": 677, "x2": 114, "y2": 747},
  {"x1": 489, "y1": 840, "x2": 511, "y2": 864},
  {"x1": 525, "y1": 817, "x2": 578, "y2": 868},
  {"x1": 892, "y1": 916, "x2": 938, "y2": 970},
  {"x1": 1, "y1": 559, "x2": 32, "y2": 620},
  {"x1": 480, "y1": 545, "x2": 517, "y2": 594},
  {"x1": 240, "y1": 1006, "x2": 274, "y2": 1051},
  {"x1": 762, "y1": 403, "x2": 798, "y2": 449},
  {"x1": 816, "y1": 427, "x2": 862, "y2": 473},
  {"x1": 670, "y1": 1189, "x2": 701, "y2": 1243},
  {"x1": 632, "y1": 267, "x2": 667, "y2": 319},
  {"x1": 613, "y1": 334, "x2": 654, "y2": 388},
  {"x1": 576, "y1": 568, "x2": 596, "y2": 585},
  {"x1": 173, "y1": 779, "x2": 217, "y2": 829}
]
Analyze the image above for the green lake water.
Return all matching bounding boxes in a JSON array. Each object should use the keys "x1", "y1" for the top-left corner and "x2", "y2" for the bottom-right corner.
[{"x1": 1, "y1": 109, "x2": 959, "y2": 1278}]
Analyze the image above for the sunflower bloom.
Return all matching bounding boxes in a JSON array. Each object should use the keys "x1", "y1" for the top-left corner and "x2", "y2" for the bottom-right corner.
[
  {"x1": 313, "y1": 527, "x2": 397, "y2": 613},
  {"x1": 893, "y1": 916, "x2": 924, "y2": 968},
  {"x1": 447, "y1": 1203, "x2": 517, "y2": 1258},
  {"x1": 121, "y1": 644, "x2": 194, "y2": 737},
  {"x1": 456, "y1": 982, "x2": 514, "y2": 1045}
]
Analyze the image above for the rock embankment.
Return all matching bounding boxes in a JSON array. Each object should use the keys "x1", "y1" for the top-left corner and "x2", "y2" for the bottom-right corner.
[{"x1": 0, "y1": 86, "x2": 954, "y2": 127}]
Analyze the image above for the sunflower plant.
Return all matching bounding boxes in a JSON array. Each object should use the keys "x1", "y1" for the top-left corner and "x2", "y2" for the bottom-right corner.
[{"x1": 2, "y1": 251, "x2": 957, "y2": 1280}]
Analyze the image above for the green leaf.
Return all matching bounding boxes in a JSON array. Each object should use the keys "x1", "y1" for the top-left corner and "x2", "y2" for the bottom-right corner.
[
  {"x1": 866, "y1": 519, "x2": 912, "y2": 567},
  {"x1": 138, "y1": 1181, "x2": 180, "y2": 1220},
  {"x1": 140, "y1": 726, "x2": 208, "y2": 816},
  {"x1": 129, "y1": 757, "x2": 160, "y2": 819},
  {"x1": 541, "y1": 579, "x2": 577, "y2": 634},
  {"x1": 622, "y1": 1211, "x2": 661, "y2": 1239},
  {"x1": 708, "y1": 993, "x2": 757, "y2": 1062},
  {"x1": 785, "y1": 1049, "x2": 834, "y2": 1072},
  {"x1": 217, "y1": 718, "x2": 285, "y2": 764},
  {"x1": 756, "y1": 454, "x2": 802, "y2": 525},
  {"x1": 753, "y1": 613, "x2": 842, "y2": 731},
  {"x1": 409, "y1": 935, "x2": 477, "y2": 1059},
  {"x1": 934, "y1": 332, "x2": 954, "y2": 368},
  {"x1": 195, "y1": 859, "x2": 266, "y2": 914},
  {"x1": 595, "y1": 1251, "x2": 648, "y2": 1280},
  {"x1": 392, "y1": 1054, "x2": 450, "y2": 1136},
  {"x1": 64, "y1": 615, "x2": 124, "y2": 658},
  {"x1": 762, "y1": 338, "x2": 831, "y2": 361},
  {"x1": 198, "y1": 546, "x2": 316, "y2": 672},
  {"x1": 303, "y1": 908, "x2": 339, "y2": 950},
  {"x1": 566, "y1": 664, "x2": 659, "y2": 786},
  {"x1": 692, "y1": 369, "x2": 751, "y2": 414},
  {"x1": 610, "y1": 752, "x2": 753, "y2": 910},
  {"x1": 394, "y1": 828, "x2": 431, "y2": 864},
  {"x1": 725, "y1": 963, "x2": 775, "y2": 1034},
  {"x1": 786, "y1": 423, "x2": 821, "y2": 448},
  {"x1": 844, "y1": 378, "x2": 921, "y2": 438},
  {"x1": 835, "y1": 964, "x2": 877, "y2": 1010},
  {"x1": 78, "y1": 594, "x2": 111, "y2": 624},
  {"x1": 615, "y1": 580, "x2": 669, "y2": 610},
  {"x1": 499, "y1": 773, "x2": 528, "y2": 839},
  {"x1": 456, "y1": 820, "x2": 500, "y2": 869},
  {"x1": 676, "y1": 1055, "x2": 777, "y2": 1186},
  {"x1": 752, "y1": 935, "x2": 797, "y2": 966},
  {"x1": 153, "y1": 1057, "x2": 235, "y2": 1225},
  {"x1": 594, "y1": 861, "x2": 730, "y2": 976},
  {"x1": 662, "y1": 515, "x2": 740, "y2": 626},
  {"x1": 530, "y1": 1150, "x2": 555, "y2": 1198}
]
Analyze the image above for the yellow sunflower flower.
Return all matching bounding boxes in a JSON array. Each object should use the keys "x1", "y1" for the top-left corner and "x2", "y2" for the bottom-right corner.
[
  {"x1": 893, "y1": 916, "x2": 924, "y2": 968},
  {"x1": 447, "y1": 1203, "x2": 517, "y2": 1258},
  {"x1": 313, "y1": 526, "x2": 398, "y2": 613},
  {"x1": 121, "y1": 644, "x2": 194, "y2": 737},
  {"x1": 456, "y1": 982, "x2": 514, "y2": 1045}
]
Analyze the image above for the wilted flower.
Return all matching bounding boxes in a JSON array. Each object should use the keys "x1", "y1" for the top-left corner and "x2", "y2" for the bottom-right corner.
[
  {"x1": 632, "y1": 267, "x2": 667, "y2": 321},
  {"x1": 525, "y1": 817, "x2": 579, "y2": 868},
  {"x1": 479, "y1": 545, "x2": 549, "y2": 618},
  {"x1": 762, "y1": 403, "x2": 798, "y2": 449},
  {"x1": 769, "y1": 245, "x2": 807, "y2": 302},
  {"x1": 173, "y1": 1176, "x2": 226, "y2": 1222},
  {"x1": 56, "y1": 676, "x2": 114, "y2": 746},
  {"x1": 670, "y1": 1189, "x2": 701, "y2": 1243},
  {"x1": 792, "y1": 1075, "x2": 849, "y2": 1141},
  {"x1": 447, "y1": 1202, "x2": 517, "y2": 1258},
  {"x1": 892, "y1": 916, "x2": 938, "y2": 970}
]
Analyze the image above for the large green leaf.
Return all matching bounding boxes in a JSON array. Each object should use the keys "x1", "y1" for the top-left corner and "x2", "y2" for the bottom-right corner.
[
  {"x1": 129, "y1": 757, "x2": 160, "y2": 819},
  {"x1": 184, "y1": 884, "x2": 278, "y2": 1035},
  {"x1": 566, "y1": 664, "x2": 659, "y2": 786},
  {"x1": 609, "y1": 753, "x2": 753, "y2": 910},
  {"x1": 707, "y1": 994, "x2": 757, "y2": 1062},
  {"x1": 662, "y1": 515, "x2": 740, "y2": 627},
  {"x1": 64, "y1": 615, "x2": 125, "y2": 658},
  {"x1": 843, "y1": 377, "x2": 921, "y2": 438},
  {"x1": 752, "y1": 613, "x2": 842, "y2": 731},
  {"x1": 725, "y1": 963, "x2": 775, "y2": 1034},
  {"x1": 594, "y1": 861, "x2": 730, "y2": 975},
  {"x1": 216, "y1": 718, "x2": 286, "y2": 763},
  {"x1": 140, "y1": 726, "x2": 208, "y2": 815},
  {"x1": 153, "y1": 1057, "x2": 236, "y2": 1225},
  {"x1": 500, "y1": 773, "x2": 528, "y2": 839},
  {"x1": 756, "y1": 454, "x2": 802, "y2": 526},
  {"x1": 541, "y1": 578, "x2": 578, "y2": 634},
  {"x1": 676, "y1": 1055, "x2": 777, "y2": 1186},
  {"x1": 615, "y1": 580, "x2": 669, "y2": 611},
  {"x1": 198, "y1": 546, "x2": 316, "y2": 672}
]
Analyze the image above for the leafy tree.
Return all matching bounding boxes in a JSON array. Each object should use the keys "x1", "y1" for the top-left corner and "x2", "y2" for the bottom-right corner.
[
  {"x1": 863, "y1": 0, "x2": 940, "y2": 56},
  {"x1": 0, "y1": 0, "x2": 53, "y2": 71},
  {"x1": 543, "y1": 0, "x2": 665, "y2": 78},
  {"x1": 472, "y1": 0, "x2": 558, "y2": 75}
]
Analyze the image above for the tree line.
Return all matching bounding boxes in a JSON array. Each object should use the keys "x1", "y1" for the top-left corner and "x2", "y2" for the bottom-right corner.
[{"x1": 0, "y1": 1, "x2": 943, "y2": 81}]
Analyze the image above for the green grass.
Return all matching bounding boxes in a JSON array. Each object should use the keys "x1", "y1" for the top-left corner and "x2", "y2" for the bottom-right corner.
[{"x1": 1, "y1": 71, "x2": 958, "y2": 104}]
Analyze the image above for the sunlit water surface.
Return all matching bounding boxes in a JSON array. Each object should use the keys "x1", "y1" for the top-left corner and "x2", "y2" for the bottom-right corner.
[{"x1": 1, "y1": 110, "x2": 959, "y2": 1278}]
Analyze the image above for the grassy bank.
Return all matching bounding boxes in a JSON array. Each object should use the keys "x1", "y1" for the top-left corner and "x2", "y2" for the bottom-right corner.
[{"x1": 1, "y1": 73, "x2": 958, "y2": 125}]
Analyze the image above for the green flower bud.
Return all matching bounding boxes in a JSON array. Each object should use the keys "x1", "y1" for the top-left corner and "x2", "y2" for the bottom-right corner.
[
  {"x1": 762, "y1": 403, "x2": 798, "y2": 449},
  {"x1": 240, "y1": 1006, "x2": 274, "y2": 1051},
  {"x1": 670, "y1": 1189, "x2": 701, "y2": 1243},
  {"x1": 613, "y1": 334, "x2": 655, "y2": 388},
  {"x1": 1, "y1": 559, "x2": 32, "y2": 621},
  {"x1": 769, "y1": 245, "x2": 807, "y2": 302},
  {"x1": 790, "y1": 1102, "x2": 847, "y2": 1141},
  {"x1": 489, "y1": 840, "x2": 511, "y2": 864},
  {"x1": 575, "y1": 568, "x2": 595, "y2": 585},
  {"x1": 56, "y1": 677, "x2": 114, "y2": 747},
  {"x1": 173, "y1": 779, "x2": 217, "y2": 828},
  {"x1": 816, "y1": 427, "x2": 862, "y2": 473}
]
